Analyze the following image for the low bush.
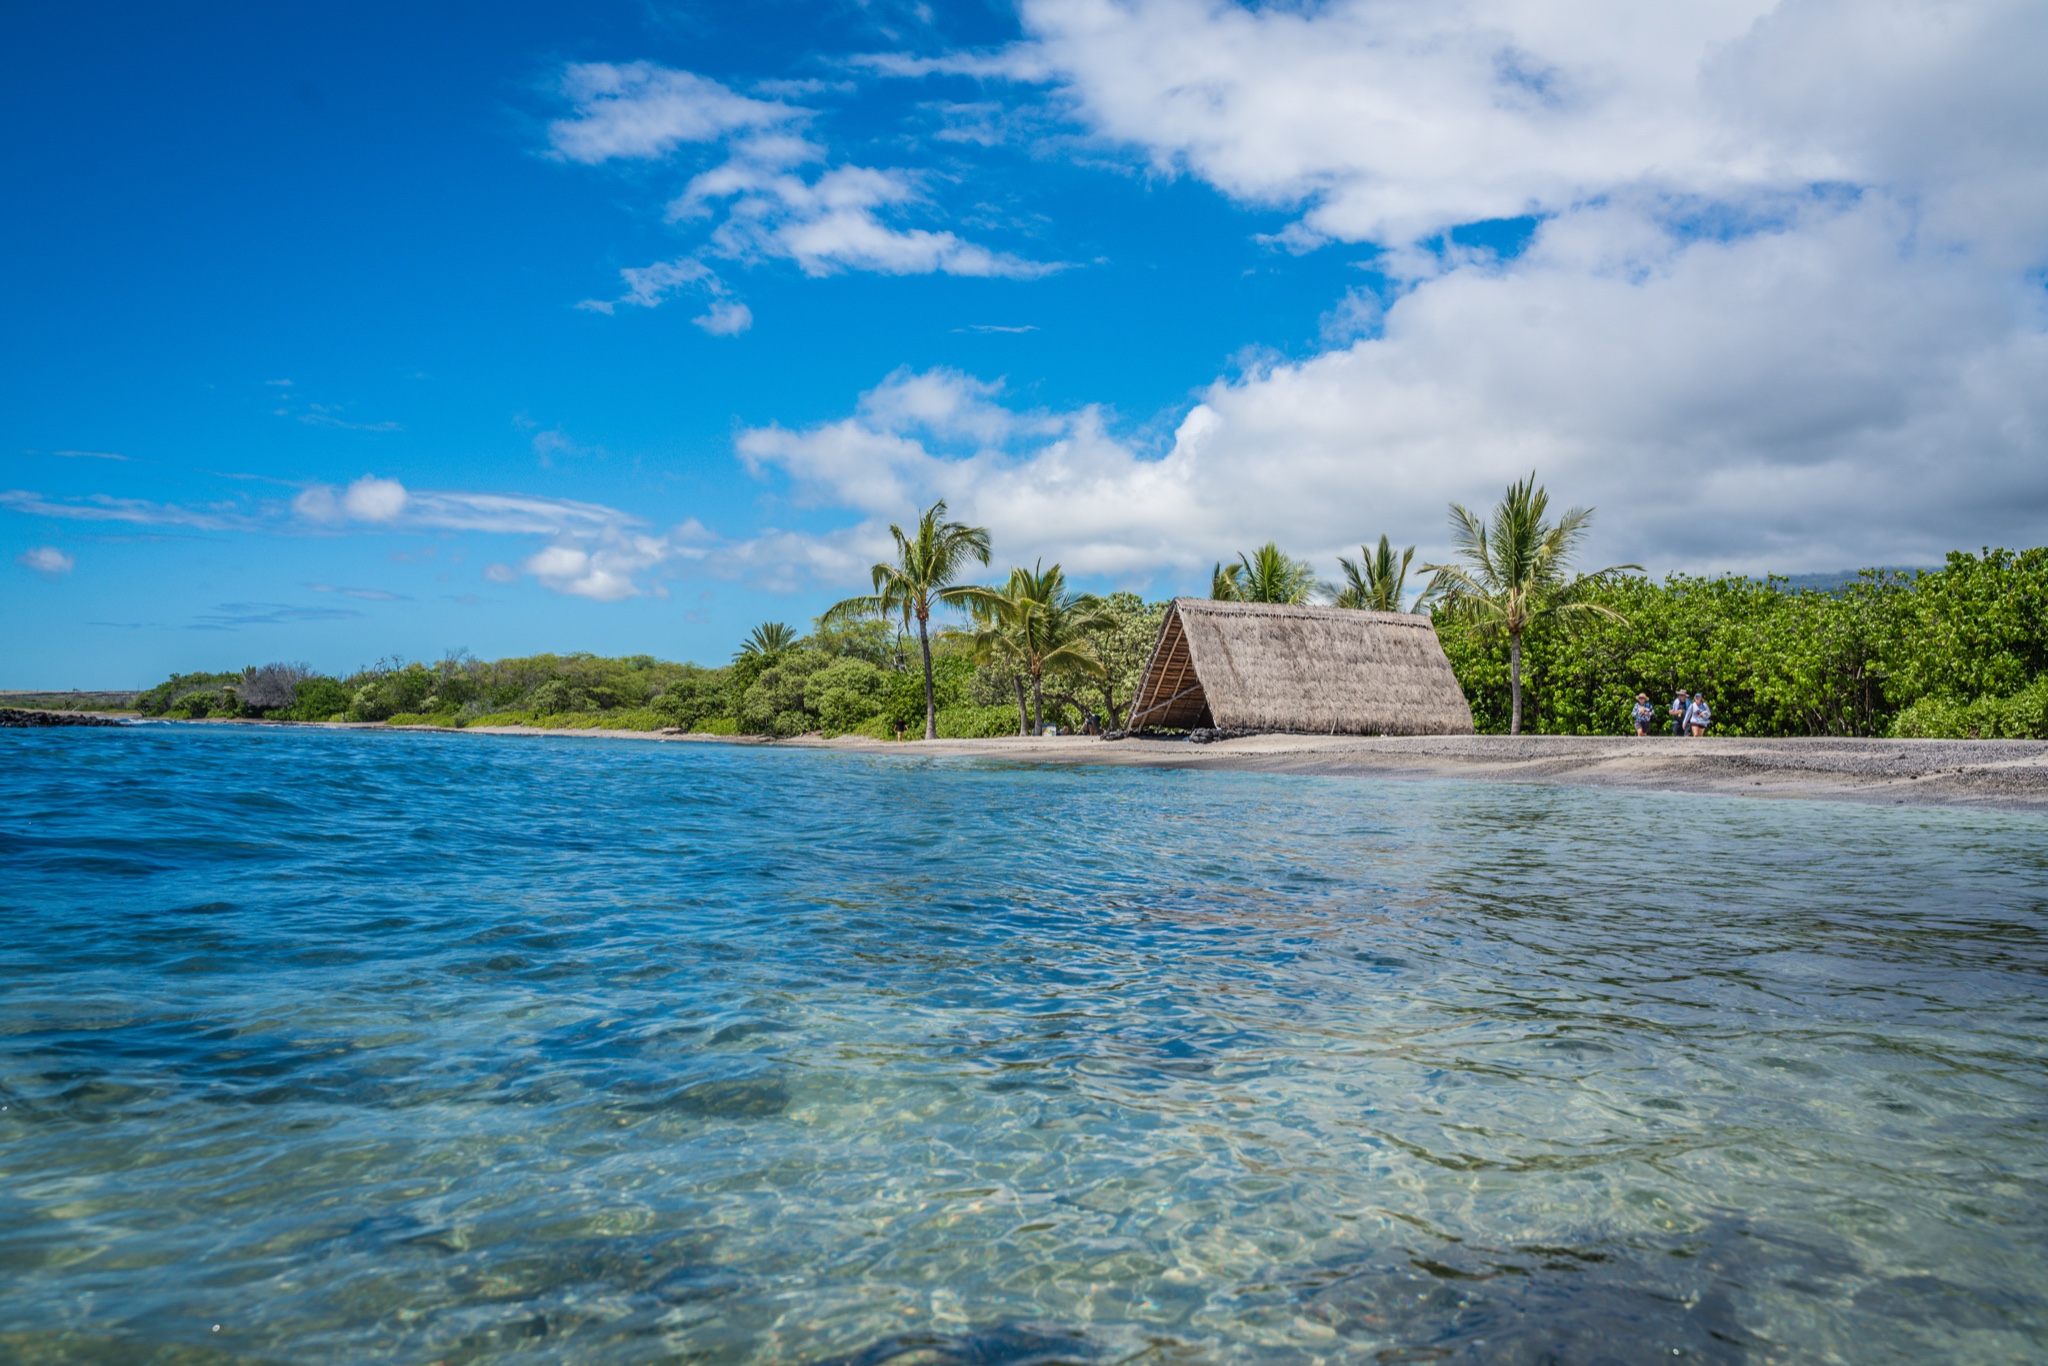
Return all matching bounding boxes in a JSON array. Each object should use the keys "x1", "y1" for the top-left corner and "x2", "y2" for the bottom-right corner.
[
  {"x1": 935, "y1": 704, "x2": 1020, "y2": 739},
  {"x1": 1892, "y1": 677, "x2": 2048, "y2": 739}
]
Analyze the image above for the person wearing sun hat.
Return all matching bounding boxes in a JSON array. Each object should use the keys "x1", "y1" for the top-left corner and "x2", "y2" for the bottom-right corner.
[{"x1": 1631, "y1": 693, "x2": 1656, "y2": 736}]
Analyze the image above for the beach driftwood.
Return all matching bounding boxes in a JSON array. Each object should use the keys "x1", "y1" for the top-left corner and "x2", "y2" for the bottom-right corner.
[{"x1": 0, "y1": 708, "x2": 125, "y2": 728}]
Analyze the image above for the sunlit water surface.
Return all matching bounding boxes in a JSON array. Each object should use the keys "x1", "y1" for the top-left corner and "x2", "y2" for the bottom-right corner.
[{"x1": 2, "y1": 726, "x2": 2045, "y2": 1364}]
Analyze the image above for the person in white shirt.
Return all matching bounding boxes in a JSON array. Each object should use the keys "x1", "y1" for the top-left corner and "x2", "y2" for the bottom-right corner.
[{"x1": 1685, "y1": 694, "x2": 1713, "y2": 737}]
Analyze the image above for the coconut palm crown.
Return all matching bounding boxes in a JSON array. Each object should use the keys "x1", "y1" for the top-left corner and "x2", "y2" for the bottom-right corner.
[
  {"x1": 1334, "y1": 535, "x2": 1429, "y2": 613},
  {"x1": 1211, "y1": 542, "x2": 1320, "y2": 604},
  {"x1": 734, "y1": 621, "x2": 798, "y2": 662},
  {"x1": 957, "y1": 561, "x2": 1112, "y2": 735},
  {"x1": 823, "y1": 500, "x2": 992, "y2": 740},
  {"x1": 1421, "y1": 473, "x2": 1640, "y2": 735}
]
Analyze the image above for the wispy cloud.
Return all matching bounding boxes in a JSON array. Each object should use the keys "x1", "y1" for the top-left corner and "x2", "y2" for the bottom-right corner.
[
  {"x1": 847, "y1": 49, "x2": 1054, "y2": 82},
  {"x1": 298, "y1": 405, "x2": 404, "y2": 433},
  {"x1": 553, "y1": 61, "x2": 1060, "y2": 328},
  {"x1": 309, "y1": 583, "x2": 411, "y2": 601},
  {"x1": 0, "y1": 488, "x2": 254, "y2": 531},
  {"x1": 576, "y1": 257, "x2": 754, "y2": 334},
  {"x1": 190, "y1": 602, "x2": 363, "y2": 631},
  {"x1": 957, "y1": 323, "x2": 1039, "y2": 333},
  {"x1": 17, "y1": 546, "x2": 75, "y2": 576},
  {"x1": 673, "y1": 140, "x2": 1060, "y2": 280},
  {"x1": 547, "y1": 62, "x2": 798, "y2": 163},
  {"x1": 290, "y1": 474, "x2": 710, "y2": 600},
  {"x1": 50, "y1": 449, "x2": 130, "y2": 462}
]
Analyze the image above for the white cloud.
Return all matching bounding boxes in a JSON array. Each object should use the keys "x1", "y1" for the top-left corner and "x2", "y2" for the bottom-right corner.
[
  {"x1": 483, "y1": 562, "x2": 518, "y2": 584},
  {"x1": 18, "y1": 546, "x2": 74, "y2": 576},
  {"x1": 343, "y1": 475, "x2": 408, "y2": 522},
  {"x1": 576, "y1": 257, "x2": 755, "y2": 335},
  {"x1": 554, "y1": 62, "x2": 1058, "y2": 320},
  {"x1": 678, "y1": 153, "x2": 1058, "y2": 278},
  {"x1": 694, "y1": 299, "x2": 754, "y2": 336},
  {"x1": 776, "y1": 0, "x2": 2046, "y2": 574},
  {"x1": 547, "y1": 62, "x2": 797, "y2": 163},
  {"x1": 0, "y1": 488, "x2": 251, "y2": 531}
]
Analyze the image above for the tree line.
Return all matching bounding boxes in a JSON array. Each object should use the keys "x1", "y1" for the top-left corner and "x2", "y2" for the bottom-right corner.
[{"x1": 131, "y1": 478, "x2": 2046, "y2": 740}]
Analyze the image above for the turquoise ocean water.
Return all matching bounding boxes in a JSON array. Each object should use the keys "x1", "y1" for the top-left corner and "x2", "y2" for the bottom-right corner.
[{"x1": 2, "y1": 725, "x2": 2044, "y2": 1363}]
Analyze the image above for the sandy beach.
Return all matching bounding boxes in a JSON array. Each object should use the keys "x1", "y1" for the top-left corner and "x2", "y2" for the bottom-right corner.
[
  {"x1": 19, "y1": 711, "x2": 2044, "y2": 809},
  {"x1": 456, "y1": 724, "x2": 2048, "y2": 811}
]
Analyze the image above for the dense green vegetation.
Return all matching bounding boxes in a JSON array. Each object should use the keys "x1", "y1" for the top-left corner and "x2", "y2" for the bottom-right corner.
[
  {"x1": 131, "y1": 592, "x2": 1171, "y2": 739},
  {"x1": 1435, "y1": 548, "x2": 2048, "y2": 738},
  {"x1": 126, "y1": 457, "x2": 2044, "y2": 746}
]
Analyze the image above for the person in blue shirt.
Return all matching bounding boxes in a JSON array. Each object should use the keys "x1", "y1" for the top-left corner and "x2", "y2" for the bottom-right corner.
[
  {"x1": 1669, "y1": 689, "x2": 1690, "y2": 737},
  {"x1": 1631, "y1": 693, "x2": 1656, "y2": 736}
]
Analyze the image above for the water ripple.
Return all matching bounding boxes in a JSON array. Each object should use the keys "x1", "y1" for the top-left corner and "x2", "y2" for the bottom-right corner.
[{"x1": 1, "y1": 725, "x2": 2045, "y2": 1363}]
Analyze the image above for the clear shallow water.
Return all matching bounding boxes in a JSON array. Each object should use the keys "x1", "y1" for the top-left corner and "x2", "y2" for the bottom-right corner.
[{"x1": 2, "y1": 727, "x2": 2045, "y2": 1365}]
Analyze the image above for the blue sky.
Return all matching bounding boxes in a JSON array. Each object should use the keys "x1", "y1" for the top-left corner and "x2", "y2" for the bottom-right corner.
[{"x1": 5, "y1": 0, "x2": 2044, "y2": 686}]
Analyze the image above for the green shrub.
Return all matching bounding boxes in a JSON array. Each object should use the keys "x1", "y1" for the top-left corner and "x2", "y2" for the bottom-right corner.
[
  {"x1": 935, "y1": 704, "x2": 1019, "y2": 739},
  {"x1": 805, "y1": 657, "x2": 889, "y2": 734},
  {"x1": 1894, "y1": 676, "x2": 2048, "y2": 739},
  {"x1": 692, "y1": 716, "x2": 740, "y2": 736},
  {"x1": 137, "y1": 671, "x2": 241, "y2": 717},
  {"x1": 348, "y1": 665, "x2": 437, "y2": 722},
  {"x1": 277, "y1": 676, "x2": 352, "y2": 722},
  {"x1": 1890, "y1": 697, "x2": 1971, "y2": 738},
  {"x1": 739, "y1": 650, "x2": 830, "y2": 735},
  {"x1": 848, "y1": 713, "x2": 899, "y2": 741},
  {"x1": 385, "y1": 711, "x2": 461, "y2": 728},
  {"x1": 165, "y1": 687, "x2": 232, "y2": 719},
  {"x1": 651, "y1": 673, "x2": 728, "y2": 730}
]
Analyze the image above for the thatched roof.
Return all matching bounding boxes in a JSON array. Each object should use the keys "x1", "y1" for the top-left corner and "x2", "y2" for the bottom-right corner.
[{"x1": 1125, "y1": 598, "x2": 1476, "y2": 735}]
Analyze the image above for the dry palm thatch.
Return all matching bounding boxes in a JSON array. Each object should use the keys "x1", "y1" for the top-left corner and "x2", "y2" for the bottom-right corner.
[{"x1": 1125, "y1": 599, "x2": 1475, "y2": 735}]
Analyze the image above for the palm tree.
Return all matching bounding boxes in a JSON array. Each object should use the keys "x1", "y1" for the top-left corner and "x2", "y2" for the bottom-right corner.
[
  {"x1": 1421, "y1": 473, "x2": 1640, "y2": 735},
  {"x1": 960, "y1": 576, "x2": 1036, "y2": 735},
  {"x1": 824, "y1": 501, "x2": 992, "y2": 740},
  {"x1": 734, "y1": 621, "x2": 797, "y2": 662},
  {"x1": 959, "y1": 562, "x2": 1114, "y2": 735},
  {"x1": 1334, "y1": 535, "x2": 1428, "y2": 612},
  {"x1": 1211, "y1": 542, "x2": 1319, "y2": 604}
]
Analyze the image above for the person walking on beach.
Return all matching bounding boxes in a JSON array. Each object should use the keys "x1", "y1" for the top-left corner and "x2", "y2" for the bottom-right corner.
[
  {"x1": 1686, "y1": 693, "x2": 1713, "y2": 737},
  {"x1": 1669, "y1": 689, "x2": 1690, "y2": 737},
  {"x1": 1631, "y1": 693, "x2": 1656, "y2": 736}
]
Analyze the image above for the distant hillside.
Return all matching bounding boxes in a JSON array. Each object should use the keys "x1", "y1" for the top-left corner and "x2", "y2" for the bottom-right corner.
[{"x1": 1770, "y1": 569, "x2": 1933, "y2": 593}]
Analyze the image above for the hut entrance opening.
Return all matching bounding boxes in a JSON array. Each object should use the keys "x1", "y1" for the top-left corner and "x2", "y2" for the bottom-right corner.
[{"x1": 1125, "y1": 603, "x2": 1214, "y2": 730}]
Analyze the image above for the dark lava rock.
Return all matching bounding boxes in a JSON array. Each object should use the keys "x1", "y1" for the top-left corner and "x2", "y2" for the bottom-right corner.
[{"x1": 0, "y1": 708, "x2": 125, "y2": 728}]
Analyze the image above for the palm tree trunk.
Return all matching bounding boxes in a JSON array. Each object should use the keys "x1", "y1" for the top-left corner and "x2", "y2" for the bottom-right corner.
[
  {"x1": 1012, "y1": 675, "x2": 1029, "y2": 736},
  {"x1": 1509, "y1": 630, "x2": 1523, "y2": 736},
  {"x1": 917, "y1": 610, "x2": 937, "y2": 741},
  {"x1": 1031, "y1": 671, "x2": 1044, "y2": 735}
]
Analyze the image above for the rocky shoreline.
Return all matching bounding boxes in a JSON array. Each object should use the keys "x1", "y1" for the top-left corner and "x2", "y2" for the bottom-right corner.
[{"x1": 0, "y1": 707, "x2": 126, "y2": 728}]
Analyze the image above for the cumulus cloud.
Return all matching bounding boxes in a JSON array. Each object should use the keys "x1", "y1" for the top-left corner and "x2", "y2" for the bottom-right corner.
[
  {"x1": 806, "y1": 0, "x2": 2048, "y2": 573},
  {"x1": 17, "y1": 546, "x2": 75, "y2": 576},
  {"x1": 736, "y1": 305, "x2": 2047, "y2": 587}
]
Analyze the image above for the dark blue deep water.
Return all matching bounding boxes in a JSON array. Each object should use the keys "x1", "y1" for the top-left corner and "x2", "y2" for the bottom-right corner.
[{"x1": 2, "y1": 725, "x2": 2046, "y2": 1363}]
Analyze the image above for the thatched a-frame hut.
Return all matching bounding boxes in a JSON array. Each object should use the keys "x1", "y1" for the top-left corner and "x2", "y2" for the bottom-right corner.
[{"x1": 1124, "y1": 598, "x2": 1476, "y2": 735}]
